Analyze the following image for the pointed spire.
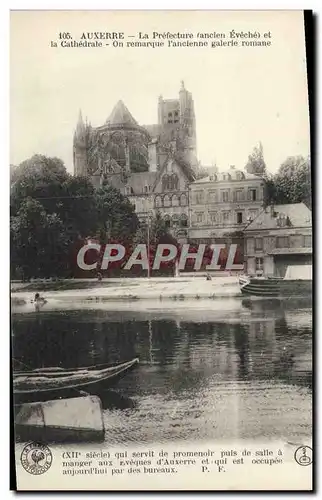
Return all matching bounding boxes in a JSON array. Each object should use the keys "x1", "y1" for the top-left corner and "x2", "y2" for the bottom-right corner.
[{"x1": 75, "y1": 109, "x2": 86, "y2": 138}]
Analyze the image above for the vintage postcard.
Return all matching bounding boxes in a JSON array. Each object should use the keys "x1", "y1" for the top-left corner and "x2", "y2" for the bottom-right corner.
[{"x1": 10, "y1": 10, "x2": 312, "y2": 491}]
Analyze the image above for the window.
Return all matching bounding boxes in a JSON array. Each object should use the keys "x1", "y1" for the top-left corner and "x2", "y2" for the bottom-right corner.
[
  {"x1": 247, "y1": 238, "x2": 255, "y2": 254},
  {"x1": 172, "y1": 194, "x2": 179, "y2": 207},
  {"x1": 304, "y1": 235, "x2": 312, "y2": 247},
  {"x1": 163, "y1": 195, "x2": 171, "y2": 207},
  {"x1": 155, "y1": 196, "x2": 162, "y2": 208},
  {"x1": 222, "y1": 211, "x2": 230, "y2": 222},
  {"x1": 276, "y1": 236, "x2": 289, "y2": 248},
  {"x1": 174, "y1": 111, "x2": 179, "y2": 117},
  {"x1": 209, "y1": 212, "x2": 217, "y2": 224},
  {"x1": 255, "y1": 238, "x2": 263, "y2": 251},
  {"x1": 256, "y1": 257, "x2": 264, "y2": 271},
  {"x1": 221, "y1": 191, "x2": 229, "y2": 203},
  {"x1": 172, "y1": 214, "x2": 180, "y2": 226},
  {"x1": 144, "y1": 185, "x2": 149, "y2": 193},
  {"x1": 125, "y1": 187, "x2": 131, "y2": 195},
  {"x1": 180, "y1": 214, "x2": 188, "y2": 227},
  {"x1": 180, "y1": 193, "x2": 187, "y2": 206},
  {"x1": 195, "y1": 191, "x2": 203, "y2": 204},
  {"x1": 249, "y1": 189, "x2": 257, "y2": 201},
  {"x1": 168, "y1": 112, "x2": 172, "y2": 117},
  {"x1": 196, "y1": 213, "x2": 203, "y2": 224},
  {"x1": 209, "y1": 191, "x2": 217, "y2": 203},
  {"x1": 235, "y1": 190, "x2": 244, "y2": 202},
  {"x1": 237, "y1": 212, "x2": 243, "y2": 224},
  {"x1": 162, "y1": 173, "x2": 178, "y2": 191}
]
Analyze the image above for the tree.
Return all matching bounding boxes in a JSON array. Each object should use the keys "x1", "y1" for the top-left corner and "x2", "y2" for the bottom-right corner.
[
  {"x1": 10, "y1": 154, "x2": 139, "y2": 278},
  {"x1": 245, "y1": 142, "x2": 267, "y2": 176},
  {"x1": 11, "y1": 155, "x2": 68, "y2": 216},
  {"x1": 263, "y1": 155, "x2": 311, "y2": 208},
  {"x1": 11, "y1": 198, "x2": 69, "y2": 279},
  {"x1": 94, "y1": 183, "x2": 139, "y2": 244},
  {"x1": 272, "y1": 155, "x2": 311, "y2": 207}
]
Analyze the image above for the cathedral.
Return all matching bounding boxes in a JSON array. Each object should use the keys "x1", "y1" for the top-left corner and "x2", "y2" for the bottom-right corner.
[
  {"x1": 73, "y1": 82, "x2": 199, "y2": 238},
  {"x1": 73, "y1": 82, "x2": 267, "y2": 252}
]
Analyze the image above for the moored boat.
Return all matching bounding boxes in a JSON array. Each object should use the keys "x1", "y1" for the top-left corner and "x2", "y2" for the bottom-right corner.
[
  {"x1": 13, "y1": 358, "x2": 139, "y2": 397},
  {"x1": 239, "y1": 265, "x2": 312, "y2": 298}
]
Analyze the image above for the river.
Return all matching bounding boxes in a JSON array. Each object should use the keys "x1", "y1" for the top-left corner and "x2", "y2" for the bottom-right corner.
[{"x1": 12, "y1": 297, "x2": 312, "y2": 446}]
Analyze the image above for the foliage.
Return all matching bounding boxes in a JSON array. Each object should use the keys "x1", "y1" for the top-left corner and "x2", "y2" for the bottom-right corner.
[
  {"x1": 265, "y1": 155, "x2": 311, "y2": 208},
  {"x1": 10, "y1": 198, "x2": 69, "y2": 279},
  {"x1": 245, "y1": 142, "x2": 267, "y2": 176},
  {"x1": 94, "y1": 183, "x2": 139, "y2": 243},
  {"x1": 10, "y1": 154, "x2": 139, "y2": 279},
  {"x1": 195, "y1": 166, "x2": 210, "y2": 180}
]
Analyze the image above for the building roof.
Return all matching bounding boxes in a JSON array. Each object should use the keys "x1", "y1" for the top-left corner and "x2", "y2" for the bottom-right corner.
[
  {"x1": 152, "y1": 153, "x2": 196, "y2": 191},
  {"x1": 126, "y1": 172, "x2": 158, "y2": 195},
  {"x1": 106, "y1": 100, "x2": 139, "y2": 127},
  {"x1": 245, "y1": 203, "x2": 312, "y2": 231},
  {"x1": 192, "y1": 167, "x2": 262, "y2": 184}
]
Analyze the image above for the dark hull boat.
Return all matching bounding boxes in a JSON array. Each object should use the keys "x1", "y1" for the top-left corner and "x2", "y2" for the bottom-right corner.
[
  {"x1": 13, "y1": 358, "x2": 139, "y2": 400},
  {"x1": 239, "y1": 265, "x2": 312, "y2": 298}
]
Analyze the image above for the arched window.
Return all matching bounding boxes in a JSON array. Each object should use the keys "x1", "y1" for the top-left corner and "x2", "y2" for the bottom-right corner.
[
  {"x1": 164, "y1": 214, "x2": 171, "y2": 228},
  {"x1": 180, "y1": 193, "x2": 187, "y2": 206},
  {"x1": 172, "y1": 173, "x2": 179, "y2": 191},
  {"x1": 163, "y1": 195, "x2": 171, "y2": 207},
  {"x1": 180, "y1": 214, "x2": 188, "y2": 227},
  {"x1": 155, "y1": 195, "x2": 162, "y2": 208},
  {"x1": 172, "y1": 214, "x2": 180, "y2": 227},
  {"x1": 162, "y1": 175, "x2": 169, "y2": 191},
  {"x1": 172, "y1": 194, "x2": 179, "y2": 207}
]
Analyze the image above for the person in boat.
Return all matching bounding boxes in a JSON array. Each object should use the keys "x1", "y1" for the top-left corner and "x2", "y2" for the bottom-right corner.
[
  {"x1": 97, "y1": 272, "x2": 102, "y2": 281},
  {"x1": 206, "y1": 273, "x2": 212, "y2": 281}
]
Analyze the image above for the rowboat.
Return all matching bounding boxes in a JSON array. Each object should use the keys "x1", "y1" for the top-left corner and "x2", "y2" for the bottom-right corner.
[
  {"x1": 239, "y1": 265, "x2": 312, "y2": 298},
  {"x1": 13, "y1": 358, "x2": 139, "y2": 397}
]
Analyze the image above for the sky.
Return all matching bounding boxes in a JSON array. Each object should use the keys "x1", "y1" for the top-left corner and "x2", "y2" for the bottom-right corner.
[{"x1": 10, "y1": 10, "x2": 310, "y2": 174}]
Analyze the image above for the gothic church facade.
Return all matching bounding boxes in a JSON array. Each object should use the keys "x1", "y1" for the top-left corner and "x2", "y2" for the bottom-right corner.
[{"x1": 73, "y1": 82, "x2": 198, "y2": 239}]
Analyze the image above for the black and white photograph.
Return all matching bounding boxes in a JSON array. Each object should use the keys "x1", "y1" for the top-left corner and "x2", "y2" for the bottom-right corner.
[{"x1": 10, "y1": 10, "x2": 312, "y2": 491}]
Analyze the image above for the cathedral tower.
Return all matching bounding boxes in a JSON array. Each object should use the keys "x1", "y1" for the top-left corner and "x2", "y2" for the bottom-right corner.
[
  {"x1": 73, "y1": 110, "x2": 88, "y2": 176},
  {"x1": 156, "y1": 82, "x2": 198, "y2": 169}
]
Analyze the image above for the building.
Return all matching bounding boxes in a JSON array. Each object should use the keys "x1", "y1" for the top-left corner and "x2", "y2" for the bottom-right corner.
[
  {"x1": 73, "y1": 81, "x2": 197, "y2": 180},
  {"x1": 73, "y1": 82, "x2": 198, "y2": 239},
  {"x1": 244, "y1": 203, "x2": 312, "y2": 277},
  {"x1": 188, "y1": 165, "x2": 265, "y2": 246}
]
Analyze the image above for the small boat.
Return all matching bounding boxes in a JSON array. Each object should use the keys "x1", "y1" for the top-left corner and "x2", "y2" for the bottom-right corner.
[
  {"x1": 239, "y1": 265, "x2": 312, "y2": 298},
  {"x1": 13, "y1": 358, "x2": 139, "y2": 396}
]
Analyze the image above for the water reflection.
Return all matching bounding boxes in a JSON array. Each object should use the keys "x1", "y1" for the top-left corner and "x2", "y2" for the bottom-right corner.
[{"x1": 12, "y1": 298, "x2": 312, "y2": 444}]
